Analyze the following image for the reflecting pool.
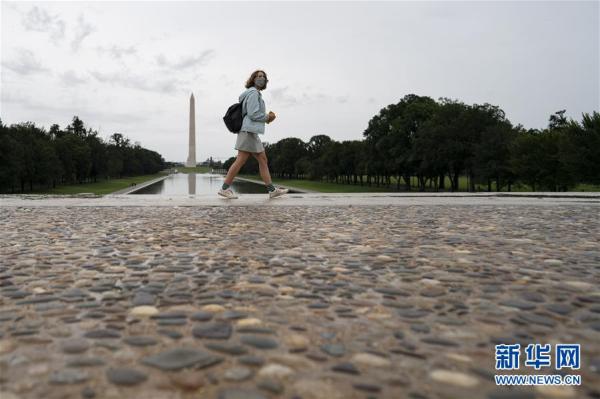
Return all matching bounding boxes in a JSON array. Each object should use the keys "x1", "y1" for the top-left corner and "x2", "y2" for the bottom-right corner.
[{"x1": 129, "y1": 173, "x2": 268, "y2": 195}]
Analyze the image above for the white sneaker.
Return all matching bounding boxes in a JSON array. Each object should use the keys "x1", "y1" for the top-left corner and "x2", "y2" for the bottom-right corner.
[
  {"x1": 269, "y1": 187, "x2": 289, "y2": 199},
  {"x1": 218, "y1": 188, "x2": 238, "y2": 199}
]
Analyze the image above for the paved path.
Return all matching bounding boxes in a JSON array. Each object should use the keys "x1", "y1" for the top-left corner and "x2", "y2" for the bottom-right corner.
[
  {"x1": 0, "y1": 193, "x2": 599, "y2": 399},
  {"x1": 2, "y1": 192, "x2": 599, "y2": 207}
]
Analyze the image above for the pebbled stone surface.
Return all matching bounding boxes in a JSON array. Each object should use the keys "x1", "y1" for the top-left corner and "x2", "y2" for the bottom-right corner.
[{"x1": 0, "y1": 203, "x2": 598, "y2": 398}]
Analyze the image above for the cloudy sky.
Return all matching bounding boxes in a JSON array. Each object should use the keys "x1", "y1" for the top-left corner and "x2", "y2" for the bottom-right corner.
[{"x1": 1, "y1": 1, "x2": 598, "y2": 163}]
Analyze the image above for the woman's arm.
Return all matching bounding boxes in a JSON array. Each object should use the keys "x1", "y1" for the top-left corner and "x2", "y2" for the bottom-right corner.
[{"x1": 246, "y1": 91, "x2": 269, "y2": 123}]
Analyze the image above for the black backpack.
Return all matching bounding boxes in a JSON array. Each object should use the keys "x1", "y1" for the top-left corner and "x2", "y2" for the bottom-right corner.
[{"x1": 223, "y1": 96, "x2": 246, "y2": 133}]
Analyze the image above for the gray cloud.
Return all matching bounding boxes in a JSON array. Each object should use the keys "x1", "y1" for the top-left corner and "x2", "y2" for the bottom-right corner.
[
  {"x1": 96, "y1": 45, "x2": 137, "y2": 59},
  {"x1": 420, "y1": 3, "x2": 462, "y2": 20},
  {"x1": 269, "y1": 86, "x2": 347, "y2": 107},
  {"x1": 71, "y1": 15, "x2": 96, "y2": 51},
  {"x1": 156, "y1": 49, "x2": 215, "y2": 70},
  {"x1": 21, "y1": 6, "x2": 66, "y2": 43},
  {"x1": 2, "y1": 1, "x2": 595, "y2": 162},
  {"x1": 1, "y1": 90, "x2": 148, "y2": 125},
  {"x1": 1, "y1": 90, "x2": 27, "y2": 105},
  {"x1": 269, "y1": 87, "x2": 295, "y2": 106},
  {"x1": 86, "y1": 110, "x2": 149, "y2": 125},
  {"x1": 59, "y1": 70, "x2": 88, "y2": 86},
  {"x1": 90, "y1": 69, "x2": 184, "y2": 94},
  {"x1": 219, "y1": 74, "x2": 235, "y2": 87},
  {"x1": 2, "y1": 48, "x2": 49, "y2": 75}
]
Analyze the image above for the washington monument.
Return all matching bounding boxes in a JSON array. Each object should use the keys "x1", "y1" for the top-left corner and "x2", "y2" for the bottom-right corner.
[{"x1": 185, "y1": 93, "x2": 196, "y2": 167}]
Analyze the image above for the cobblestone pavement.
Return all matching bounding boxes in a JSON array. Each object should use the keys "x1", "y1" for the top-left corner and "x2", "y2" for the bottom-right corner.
[{"x1": 0, "y1": 202, "x2": 599, "y2": 399}]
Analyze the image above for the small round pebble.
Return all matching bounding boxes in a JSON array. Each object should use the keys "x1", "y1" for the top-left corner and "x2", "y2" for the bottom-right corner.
[{"x1": 106, "y1": 367, "x2": 148, "y2": 386}]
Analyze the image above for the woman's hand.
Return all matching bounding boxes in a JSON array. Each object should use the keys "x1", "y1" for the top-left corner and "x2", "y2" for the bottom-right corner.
[{"x1": 267, "y1": 111, "x2": 276, "y2": 124}]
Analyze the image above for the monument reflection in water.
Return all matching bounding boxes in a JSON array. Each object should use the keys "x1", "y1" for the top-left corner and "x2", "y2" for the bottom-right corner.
[{"x1": 130, "y1": 173, "x2": 266, "y2": 195}]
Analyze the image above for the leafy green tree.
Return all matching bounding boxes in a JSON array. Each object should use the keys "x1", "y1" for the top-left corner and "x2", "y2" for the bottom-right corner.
[
  {"x1": 0, "y1": 123, "x2": 24, "y2": 193},
  {"x1": 271, "y1": 138, "x2": 307, "y2": 179},
  {"x1": 86, "y1": 132, "x2": 107, "y2": 183},
  {"x1": 34, "y1": 139, "x2": 63, "y2": 189},
  {"x1": 67, "y1": 116, "x2": 87, "y2": 138},
  {"x1": 106, "y1": 144, "x2": 124, "y2": 178},
  {"x1": 363, "y1": 94, "x2": 438, "y2": 189},
  {"x1": 294, "y1": 156, "x2": 311, "y2": 179},
  {"x1": 510, "y1": 129, "x2": 544, "y2": 191},
  {"x1": 473, "y1": 123, "x2": 517, "y2": 191},
  {"x1": 563, "y1": 111, "x2": 600, "y2": 185}
]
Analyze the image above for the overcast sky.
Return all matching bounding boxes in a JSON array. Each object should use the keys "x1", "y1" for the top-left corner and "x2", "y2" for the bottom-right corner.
[{"x1": 1, "y1": 1, "x2": 598, "y2": 163}]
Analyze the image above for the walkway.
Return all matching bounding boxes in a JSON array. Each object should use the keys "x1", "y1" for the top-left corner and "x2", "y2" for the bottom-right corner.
[{"x1": 0, "y1": 193, "x2": 598, "y2": 399}]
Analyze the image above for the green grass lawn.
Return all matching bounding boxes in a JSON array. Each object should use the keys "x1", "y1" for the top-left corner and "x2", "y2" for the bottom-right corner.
[
  {"x1": 235, "y1": 174, "x2": 471, "y2": 193},
  {"x1": 79, "y1": 166, "x2": 595, "y2": 195},
  {"x1": 174, "y1": 166, "x2": 600, "y2": 193},
  {"x1": 9, "y1": 163, "x2": 599, "y2": 196},
  {"x1": 236, "y1": 174, "x2": 482, "y2": 193},
  {"x1": 26, "y1": 171, "x2": 171, "y2": 195},
  {"x1": 235, "y1": 173, "x2": 600, "y2": 193},
  {"x1": 571, "y1": 183, "x2": 600, "y2": 192},
  {"x1": 236, "y1": 174, "x2": 400, "y2": 193}
]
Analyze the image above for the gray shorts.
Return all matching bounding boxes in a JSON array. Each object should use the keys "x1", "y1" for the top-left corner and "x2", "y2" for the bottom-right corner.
[{"x1": 235, "y1": 131, "x2": 264, "y2": 153}]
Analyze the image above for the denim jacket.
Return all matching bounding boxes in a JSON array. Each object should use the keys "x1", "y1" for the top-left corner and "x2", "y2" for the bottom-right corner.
[{"x1": 239, "y1": 87, "x2": 268, "y2": 135}]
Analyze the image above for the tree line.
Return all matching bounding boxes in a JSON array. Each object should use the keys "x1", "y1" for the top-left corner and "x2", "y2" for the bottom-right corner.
[
  {"x1": 225, "y1": 94, "x2": 599, "y2": 191},
  {"x1": 2, "y1": 95, "x2": 597, "y2": 194},
  {"x1": 0, "y1": 116, "x2": 165, "y2": 193}
]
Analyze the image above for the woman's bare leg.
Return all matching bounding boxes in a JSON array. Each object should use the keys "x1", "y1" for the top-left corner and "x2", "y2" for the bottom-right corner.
[
  {"x1": 224, "y1": 151, "x2": 250, "y2": 185},
  {"x1": 253, "y1": 151, "x2": 272, "y2": 184}
]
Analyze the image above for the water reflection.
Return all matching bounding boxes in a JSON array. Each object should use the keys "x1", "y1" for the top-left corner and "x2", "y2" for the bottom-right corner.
[{"x1": 130, "y1": 173, "x2": 268, "y2": 195}]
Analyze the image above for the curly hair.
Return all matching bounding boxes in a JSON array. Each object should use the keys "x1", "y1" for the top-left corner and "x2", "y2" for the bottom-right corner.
[{"x1": 245, "y1": 70, "x2": 268, "y2": 90}]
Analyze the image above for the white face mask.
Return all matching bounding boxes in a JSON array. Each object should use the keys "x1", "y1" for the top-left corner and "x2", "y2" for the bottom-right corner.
[{"x1": 255, "y1": 77, "x2": 266, "y2": 88}]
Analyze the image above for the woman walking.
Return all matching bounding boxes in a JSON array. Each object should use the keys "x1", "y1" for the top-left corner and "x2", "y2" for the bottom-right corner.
[{"x1": 218, "y1": 70, "x2": 289, "y2": 199}]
